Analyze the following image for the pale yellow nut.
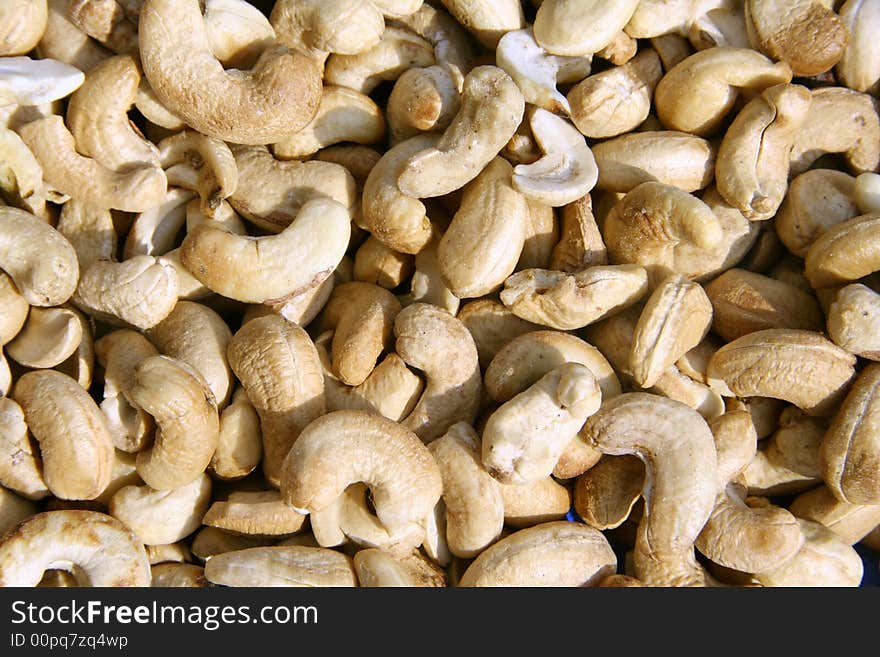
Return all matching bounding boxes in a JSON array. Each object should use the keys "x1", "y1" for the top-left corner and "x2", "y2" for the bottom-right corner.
[
  {"x1": 270, "y1": 0, "x2": 383, "y2": 60},
  {"x1": 437, "y1": 0, "x2": 524, "y2": 49},
  {"x1": 836, "y1": 0, "x2": 880, "y2": 95},
  {"x1": 0, "y1": 126, "x2": 48, "y2": 221},
  {"x1": 0, "y1": 396, "x2": 48, "y2": 500},
  {"x1": 389, "y1": 2, "x2": 474, "y2": 78},
  {"x1": 0, "y1": 510, "x2": 150, "y2": 586},
  {"x1": 209, "y1": 386, "x2": 261, "y2": 481},
  {"x1": 549, "y1": 193, "x2": 607, "y2": 273},
  {"x1": 202, "y1": 490, "x2": 307, "y2": 537},
  {"x1": 0, "y1": 486, "x2": 35, "y2": 537},
  {"x1": 688, "y1": 1, "x2": 750, "y2": 51},
  {"x1": 122, "y1": 188, "x2": 194, "y2": 259},
  {"x1": 573, "y1": 455, "x2": 644, "y2": 531},
  {"x1": 855, "y1": 172, "x2": 880, "y2": 215},
  {"x1": 133, "y1": 77, "x2": 183, "y2": 131},
  {"x1": 151, "y1": 563, "x2": 206, "y2": 587},
  {"x1": 455, "y1": 298, "x2": 542, "y2": 369},
  {"x1": 0, "y1": 274, "x2": 28, "y2": 347},
  {"x1": 66, "y1": 0, "x2": 138, "y2": 55},
  {"x1": 533, "y1": 0, "x2": 640, "y2": 57},
  {"x1": 205, "y1": 546, "x2": 357, "y2": 587},
  {"x1": 55, "y1": 199, "x2": 114, "y2": 270},
  {"x1": 500, "y1": 476, "x2": 571, "y2": 529},
  {"x1": 649, "y1": 33, "x2": 693, "y2": 71},
  {"x1": 790, "y1": 485, "x2": 880, "y2": 545},
  {"x1": 354, "y1": 236, "x2": 415, "y2": 291},
  {"x1": 518, "y1": 197, "x2": 559, "y2": 270},
  {"x1": 804, "y1": 213, "x2": 880, "y2": 289},
  {"x1": 5, "y1": 305, "x2": 82, "y2": 370},
  {"x1": 353, "y1": 549, "x2": 447, "y2": 588},
  {"x1": 202, "y1": 0, "x2": 275, "y2": 69},
  {"x1": 0, "y1": 1, "x2": 48, "y2": 56},
  {"x1": 827, "y1": 283, "x2": 880, "y2": 360},
  {"x1": 624, "y1": 0, "x2": 704, "y2": 39},
  {"x1": 190, "y1": 526, "x2": 276, "y2": 562},
  {"x1": 37, "y1": 0, "x2": 110, "y2": 73},
  {"x1": 676, "y1": 334, "x2": 722, "y2": 385},
  {"x1": 386, "y1": 64, "x2": 461, "y2": 144}
]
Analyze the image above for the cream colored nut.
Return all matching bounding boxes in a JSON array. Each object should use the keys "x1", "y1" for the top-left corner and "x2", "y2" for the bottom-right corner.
[
  {"x1": 386, "y1": 64, "x2": 461, "y2": 144},
  {"x1": 147, "y1": 542, "x2": 193, "y2": 566},
  {"x1": 727, "y1": 396, "x2": 786, "y2": 440},
  {"x1": 715, "y1": 83, "x2": 812, "y2": 221},
  {"x1": 273, "y1": 86, "x2": 385, "y2": 160},
  {"x1": 776, "y1": 169, "x2": 859, "y2": 257},
  {"x1": 517, "y1": 198, "x2": 558, "y2": 271},
  {"x1": 706, "y1": 329, "x2": 857, "y2": 415},
  {"x1": 650, "y1": 363, "x2": 727, "y2": 421},
  {"x1": 744, "y1": 0, "x2": 849, "y2": 77},
  {"x1": 482, "y1": 363, "x2": 601, "y2": 485},
  {"x1": 373, "y1": 0, "x2": 425, "y2": 18},
  {"x1": 855, "y1": 172, "x2": 880, "y2": 215},
  {"x1": 66, "y1": 54, "x2": 159, "y2": 173},
  {"x1": 91, "y1": 448, "x2": 142, "y2": 509},
  {"x1": 227, "y1": 144, "x2": 356, "y2": 234},
  {"x1": 324, "y1": 26, "x2": 435, "y2": 95},
  {"x1": 13, "y1": 370, "x2": 113, "y2": 500},
  {"x1": 190, "y1": 526, "x2": 276, "y2": 562},
  {"x1": 140, "y1": 0, "x2": 321, "y2": 145},
  {"x1": 353, "y1": 548, "x2": 446, "y2": 588},
  {"x1": 398, "y1": 67, "x2": 524, "y2": 199},
  {"x1": 704, "y1": 268, "x2": 825, "y2": 342},
  {"x1": 226, "y1": 315, "x2": 324, "y2": 487},
  {"x1": 427, "y1": 423, "x2": 503, "y2": 559},
  {"x1": 437, "y1": 157, "x2": 529, "y2": 298},
  {"x1": 312, "y1": 282, "x2": 401, "y2": 387},
  {"x1": 269, "y1": 0, "x2": 382, "y2": 60},
  {"x1": 0, "y1": 126, "x2": 50, "y2": 221},
  {"x1": 202, "y1": 0, "x2": 275, "y2": 69},
  {"x1": 66, "y1": 0, "x2": 138, "y2": 55},
  {"x1": 708, "y1": 409, "x2": 759, "y2": 488},
  {"x1": 499, "y1": 476, "x2": 570, "y2": 530},
  {"x1": 499, "y1": 264, "x2": 649, "y2": 332},
  {"x1": 511, "y1": 108, "x2": 598, "y2": 207},
  {"x1": 836, "y1": 0, "x2": 880, "y2": 94},
  {"x1": 624, "y1": 0, "x2": 710, "y2": 39},
  {"x1": 122, "y1": 188, "x2": 194, "y2": 259},
  {"x1": 131, "y1": 355, "x2": 219, "y2": 491},
  {"x1": 110, "y1": 473, "x2": 211, "y2": 546},
  {"x1": 790, "y1": 485, "x2": 880, "y2": 545},
  {"x1": 281, "y1": 410, "x2": 442, "y2": 552},
  {"x1": 649, "y1": 33, "x2": 693, "y2": 71},
  {"x1": 181, "y1": 198, "x2": 350, "y2": 304},
  {"x1": 147, "y1": 301, "x2": 233, "y2": 410},
  {"x1": 819, "y1": 363, "x2": 880, "y2": 504},
  {"x1": 18, "y1": 116, "x2": 166, "y2": 212},
  {"x1": 591, "y1": 131, "x2": 716, "y2": 194},
  {"x1": 437, "y1": 0, "x2": 524, "y2": 49},
  {"x1": 94, "y1": 329, "x2": 157, "y2": 453},
  {"x1": 533, "y1": 0, "x2": 640, "y2": 57},
  {"x1": 573, "y1": 455, "x2": 644, "y2": 531},
  {"x1": 0, "y1": 1, "x2": 48, "y2": 56},
  {"x1": 0, "y1": 56, "x2": 84, "y2": 107},
  {"x1": 582, "y1": 393, "x2": 717, "y2": 586},
  {"x1": 205, "y1": 546, "x2": 356, "y2": 587},
  {"x1": 361, "y1": 133, "x2": 435, "y2": 254},
  {"x1": 37, "y1": 0, "x2": 110, "y2": 72},
  {"x1": 203, "y1": 490, "x2": 307, "y2": 537},
  {"x1": 595, "y1": 29, "x2": 638, "y2": 65},
  {"x1": 630, "y1": 273, "x2": 713, "y2": 388},
  {"x1": 603, "y1": 182, "x2": 723, "y2": 281},
  {"x1": 688, "y1": 186, "x2": 761, "y2": 283},
  {"x1": 0, "y1": 350, "x2": 9, "y2": 396},
  {"x1": 209, "y1": 387, "x2": 261, "y2": 481},
  {"x1": 789, "y1": 87, "x2": 880, "y2": 178},
  {"x1": 6, "y1": 305, "x2": 82, "y2": 369},
  {"x1": 495, "y1": 27, "x2": 592, "y2": 115},
  {"x1": 654, "y1": 47, "x2": 792, "y2": 137},
  {"x1": 804, "y1": 212, "x2": 880, "y2": 289},
  {"x1": 567, "y1": 49, "x2": 662, "y2": 140},
  {"x1": 151, "y1": 563, "x2": 205, "y2": 587},
  {"x1": 455, "y1": 299, "x2": 541, "y2": 369},
  {"x1": 459, "y1": 521, "x2": 617, "y2": 587},
  {"x1": 827, "y1": 283, "x2": 880, "y2": 360},
  {"x1": 0, "y1": 510, "x2": 150, "y2": 586},
  {"x1": 0, "y1": 275, "x2": 28, "y2": 347},
  {"x1": 157, "y1": 130, "x2": 238, "y2": 218},
  {"x1": 0, "y1": 486, "x2": 35, "y2": 536},
  {"x1": 676, "y1": 334, "x2": 723, "y2": 385},
  {"x1": 55, "y1": 199, "x2": 114, "y2": 270},
  {"x1": 688, "y1": 0, "x2": 750, "y2": 51},
  {"x1": 550, "y1": 193, "x2": 607, "y2": 272},
  {"x1": 390, "y1": 2, "x2": 473, "y2": 79},
  {"x1": 754, "y1": 519, "x2": 862, "y2": 587},
  {"x1": 0, "y1": 397, "x2": 48, "y2": 500},
  {"x1": 133, "y1": 78, "x2": 183, "y2": 131},
  {"x1": 242, "y1": 272, "x2": 334, "y2": 329},
  {"x1": 354, "y1": 236, "x2": 415, "y2": 291}
]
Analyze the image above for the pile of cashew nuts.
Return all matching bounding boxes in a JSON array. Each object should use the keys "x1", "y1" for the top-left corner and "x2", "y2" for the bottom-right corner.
[{"x1": 1, "y1": 0, "x2": 880, "y2": 588}]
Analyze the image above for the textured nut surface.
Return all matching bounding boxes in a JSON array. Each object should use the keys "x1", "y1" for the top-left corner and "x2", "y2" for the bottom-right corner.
[{"x1": 204, "y1": 546, "x2": 357, "y2": 587}]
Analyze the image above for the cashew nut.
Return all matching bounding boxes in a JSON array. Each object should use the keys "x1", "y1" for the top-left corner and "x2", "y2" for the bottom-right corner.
[
  {"x1": 574, "y1": 455, "x2": 644, "y2": 531},
  {"x1": 437, "y1": 0, "x2": 524, "y2": 49},
  {"x1": 157, "y1": 130, "x2": 238, "y2": 218},
  {"x1": 0, "y1": 396, "x2": 48, "y2": 500},
  {"x1": 204, "y1": 546, "x2": 357, "y2": 587},
  {"x1": 202, "y1": 490, "x2": 307, "y2": 537},
  {"x1": 500, "y1": 476, "x2": 571, "y2": 529},
  {"x1": 0, "y1": 1, "x2": 48, "y2": 56},
  {"x1": 5, "y1": 305, "x2": 83, "y2": 369},
  {"x1": 209, "y1": 386, "x2": 261, "y2": 481},
  {"x1": 532, "y1": 0, "x2": 640, "y2": 57},
  {"x1": 836, "y1": 0, "x2": 880, "y2": 94},
  {"x1": 269, "y1": 0, "x2": 383, "y2": 61},
  {"x1": 804, "y1": 213, "x2": 880, "y2": 289}
]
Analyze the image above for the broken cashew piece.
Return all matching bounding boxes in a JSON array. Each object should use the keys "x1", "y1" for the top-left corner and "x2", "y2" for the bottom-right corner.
[
  {"x1": 0, "y1": 396, "x2": 48, "y2": 500},
  {"x1": 202, "y1": 490, "x2": 307, "y2": 537},
  {"x1": 157, "y1": 130, "x2": 238, "y2": 218},
  {"x1": 5, "y1": 305, "x2": 82, "y2": 369},
  {"x1": 0, "y1": 56, "x2": 84, "y2": 106}
]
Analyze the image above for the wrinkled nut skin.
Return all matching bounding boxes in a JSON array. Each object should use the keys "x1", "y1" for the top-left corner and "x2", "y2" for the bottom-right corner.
[
  {"x1": 202, "y1": 490, "x2": 307, "y2": 537},
  {"x1": 204, "y1": 546, "x2": 358, "y2": 587},
  {"x1": 820, "y1": 364, "x2": 880, "y2": 505},
  {"x1": 458, "y1": 521, "x2": 617, "y2": 587},
  {"x1": 12, "y1": 370, "x2": 114, "y2": 501},
  {"x1": 0, "y1": 510, "x2": 151, "y2": 587},
  {"x1": 139, "y1": 0, "x2": 322, "y2": 145}
]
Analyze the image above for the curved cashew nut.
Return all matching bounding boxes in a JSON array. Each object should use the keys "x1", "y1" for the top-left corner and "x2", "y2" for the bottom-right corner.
[
  {"x1": 202, "y1": 490, "x2": 307, "y2": 537},
  {"x1": 398, "y1": 232, "x2": 459, "y2": 315},
  {"x1": 0, "y1": 510, "x2": 150, "y2": 586},
  {"x1": 436, "y1": 0, "x2": 524, "y2": 49},
  {"x1": 202, "y1": 0, "x2": 276, "y2": 70},
  {"x1": 210, "y1": 386, "x2": 262, "y2": 481},
  {"x1": 12, "y1": 370, "x2": 114, "y2": 501},
  {"x1": 458, "y1": 521, "x2": 617, "y2": 587},
  {"x1": 130, "y1": 355, "x2": 219, "y2": 491},
  {"x1": 180, "y1": 198, "x2": 351, "y2": 304},
  {"x1": 6, "y1": 305, "x2": 83, "y2": 369},
  {"x1": 280, "y1": 410, "x2": 443, "y2": 551},
  {"x1": 393, "y1": 303, "x2": 481, "y2": 442},
  {"x1": 790, "y1": 484, "x2": 880, "y2": 545},
  {"x1": 139, "y1": 0, "x2": 322, "y2": 145},
  {"x1": 804, "y1": 213, "x2": 880, "y2": 289},
  {"x1": 204, "y1": 546, "x2": 357, "y2": 587},
  {"x1": 0, "y1": 126, "x2": 51, "y2": 221},
  {"x1": 836, "y1": 0, "x2": 880, "y2": 94},
  {"x1": 706, "y1": 329, "x2": 857, "y2": 416},
  {"x1": 270, "y1": 0, "x2": 383, "y2": 60},
  {"x1": 390, "y1": 2, "x2": 474, "y2": 78},
  {"x1": 574, "y1": 454, "x2": 644, "y2": 531},
  {"x1": 226, "y1": 315, "x2": 324, "y2": 487},
  {"x1": 354, "y1": 236, "x2": 415, "y2": 291},
  {"x1": 455, "y1": 298, "x2": 541, "y2": 369},
  {"x1": 0, "y1": 396, "x2": 48, "y2": 500},
  {"x1": 855, "y1": 171, "x2": 880, "y2": 215},
  {"x1": 654, "y1": 47, "x2": 792, "y2": 137},
  {"x1": 581, "y1": 393, "x2": 718, "y2": 586},
  {"x1": 386, "y1": 65, "x2": 461, "y2": 143},
  {"x1": 123, "y1": 188, "x2": 194, "y2": 259},
  {"x1": 157, "y1": 130, "x2": 238, "y2": 218},
  {"x1": 533, "y1": 0, "x2": 640, "y2": 57},
  {"x1": 0, "y1": 1, "x2": 48, "y2": 56},
  {"x1": 688, "y1": 1, "x2": 750, "y2": 51},
  {"x1": 397, "y1": 66, "x2": 525, "y2": 199}
]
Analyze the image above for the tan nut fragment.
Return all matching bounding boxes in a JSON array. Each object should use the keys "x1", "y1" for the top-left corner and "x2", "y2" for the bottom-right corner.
[
  {"x1": 133, "y1": 78, "x2": 183, "y2": 131},
  {"x1": 151, "y1": 563, "x2": 205, "y2": 587},
  {"x1": 518, "y1": 198, "x2": 558, "y2": 271},
  {"x1": 0, "y1": 396, "x2": 47, "y2": 500},
  {"x1": 654, "y1": 47, "x2": 792, "y2": 137},
  {"x1": 582, "y1": 393, "x2": 718, "y2": 586},
  {"x1": 0, "y1": 274, "x2": 28, "y2": 347},
  {"x1": 354, "y1": 236, "x2": 415, "y2": 291},
  {"x1": 0, "y1": 510, "x2": 150, "y2": 586},
  {"x1": 353, "y1": 549, "x2": 446, "y2": 587},
  {"x1": 574, "y1": 455, "x2": 644, "y2": 531},
  {"x1": 131, "y1": 355, "x2": 219, "y2": 491},
  {"x1": 190, "y1": 526, "x2": 276, "y2": 562},
  {"x1": 567, "y1": 49, "x2": 662, "y2": 140},
  {"x1": 110, "y1": 474, "x2": 211, "y2": 545},
  {"x1": 38, "y1": 0, "x2": 110, "y2": 72},
  {"x1": 836, "y1": 0, "x2": 880, "y2": 94},
  {"x1": 203, "y1": 490, "x2": 307, "y2": 537},
  {"x1": 6, "y1": 305, "x2": 83, "y2": 369},
  {"x1": 386, "y1": 64, "x2": 461, "y2": 144},
  {"x1": 66, "y1": 0, "x2": 138, "y2": 55},
  {"x1": 715, "y1": 83, "x2": 812, "y2": 221},
  {"x1": 18, "y1": 116, "x2": 166, "y2": 212},
  {"x1": 455, "y1": 299, "x2": 541, "y2": 369},
  {"x1": 273, "y1": 86, "x2": 385, "y2": 160},
  {"x1": 12, "y1": 370, "x2": 113, "y2": 500},
  {"x1": 790, "y1": 485, "x2": 880, "y2": 545},
  {"x1": 437, "y1": 0, "x2": 524, "y2": 49},
  {"x1": 181, "y1": 198, "x2": 350, "y2": 304},
  {"x1": 210, "y1": 387, "x2": 261, "y2": 481},
  {"x1": 707, "y1": 329, "x2": 857, "y2": 415},
  {"x1": 0, "y1": 486, "x2": 35, "y2": 536},
  {"x1": 226, "y1": 315, "x2": 324, "y2": 487},
  {"x1": 549, "y1": 194, "x2": 607, "y2": 273},
  {"x1": 0, "y1": 127, "x2": 50, "y2": 221},
  {"x1": 500, "y1": 476, "x2": 570, "y2": 530},
  {"x1": 227, "y1": 145, "x2": 356, "y2": 234},
  {"x1": 789, "y1": 87, "x2": 880, "y2": 178},
  {"x1": 157, "y1": 130, "x2": 237, "y2": 218},
  {"x1": 459, "y1": 521, "x2": 617, "y2": 587},
  {"x1": 269, "y1": 0, "x2": 383, "y2": 60},
  {"x1": 122, "y1": 188, "x2": 193, "y2": 259},
  {"x1": 499, "y1": 265, "x2": 649, "y2": 332},
  {"x1": 744, "y1": 0, "x2": 849, "y2": 77},
  {"x1": 855, "y1": 172, "x2": 880, "y2": 215},
  {"x1": 804, "y1": 213, "x2": 880, "y2": 289},
  {"x1": 533, "y1": 0, "x2": 640, "y2": 57},
  {"x1": 630, "y1": 273, "x2": 713, "y2": 388},
  {"x1": 397, "y1": 66, "x2": 525, "y2": 199},
  {"x1": 688, "y1": 0, "x2": 750, "y2": 51},
  {"x1": 205, "y1": 546, "x2": 356, "y2": 587},
  {"x1": 0, "y1": 1, "x2": 48, "y2": 56},
  {"x1": 827, "y1": 284, "x2": 880, "y2": 360}
]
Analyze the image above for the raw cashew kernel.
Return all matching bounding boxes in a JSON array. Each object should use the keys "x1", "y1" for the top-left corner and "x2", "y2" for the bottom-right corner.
[
  {"x1": 437, "y1": 0, "x2": 524, "y2": 49},
  {"x1": 836, "y1": 0, "x2": 880, "y2": 95},
  {"x1": 353, "y1": 549, "x2": 446, "y2": 588},
  {"x1": 157, "y1": 130, "x2": 238, "y2": 218},
  {"x1": 0, "y1": 396, "x2": 48, "y2": 500},
  {"x1": 790, "y1": 485, "x2": 880, "y2": 545},
  {"x1": 209, "y1": 387, "x2": 261, "y2": 481},
  {"x1": 204, "y1": 546, "x2": 357, "y2": 587},
  {"x1": 202, "y1": 0, "x2": 275, "y2": 70},
  {"x1": 455, "y1": 299, "x2": 541, "y2": 369},
  {"x1": 66, "y1": 0, "x2": 138, "y2": 55},
  {"x1": 573, "y1": 455, "x2": 644, "y2": 531},
  {"x1": 37, "y1": 0, "x2": 111, "y2": 73},
  {"x1": 202, "y1": 490, "x2": 307, "y2": 537},
  {"x1": 0, "y1": 1, "x2": 49, "y2": 56},
  {"x1": 533, "y1": 0, "x2": 640, "y2": 57},
  {"x1": 0, "y1": 56, "x2": 84, "y2": 107},
  {"x1": 827, "y1": 283, "x2": 880, "y2": 360},
  {"x1": 6, "y1": 305, "x2": 83, "y2": 369},
  {"x1": 386, "y1": 64, "x2": 462, "y2": 144},
  {"x1": 500, "y1": 476, "x2": 572, "y2": 529},
  {"x1": 270, "y1": 0, "x2": 383, "y2": 60},
  {"x1": 804, "y1": 213, "x2": 880, "y2": 289}
]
